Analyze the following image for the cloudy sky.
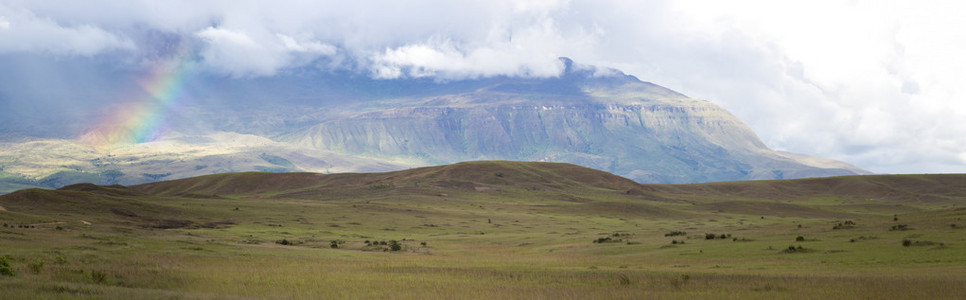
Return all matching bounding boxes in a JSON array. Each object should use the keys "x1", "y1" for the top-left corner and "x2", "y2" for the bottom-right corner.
[{"x1": 1, "y1": 0, "x2": 964, "y2": 174}]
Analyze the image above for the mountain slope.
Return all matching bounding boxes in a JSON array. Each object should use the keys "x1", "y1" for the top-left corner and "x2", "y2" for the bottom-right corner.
[
  {"x1": 0, "y1": 58, "x2": 868, "y2": 190},
  {"x1": 280, "y1": 59, "x2": 867, "y2": 183}
]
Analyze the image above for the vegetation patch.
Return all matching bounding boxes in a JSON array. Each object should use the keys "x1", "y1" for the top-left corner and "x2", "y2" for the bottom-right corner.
[{"x1": 833, "y1": 220, "x2": 856, "y2": 229}]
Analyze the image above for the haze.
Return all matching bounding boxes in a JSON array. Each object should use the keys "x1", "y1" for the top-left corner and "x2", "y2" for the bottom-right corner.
[{"x1": 1, "y1": 0, "x2": 964, "y2": 174}]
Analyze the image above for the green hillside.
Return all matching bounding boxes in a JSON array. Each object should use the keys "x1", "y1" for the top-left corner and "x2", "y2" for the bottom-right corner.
[{"x1": 1, "y1": 162, "x2": 964, "y2": 299}]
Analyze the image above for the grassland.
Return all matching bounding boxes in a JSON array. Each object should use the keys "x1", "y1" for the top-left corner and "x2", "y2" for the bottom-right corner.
[{"x1": 1, "y1": 161, "x2": 965, "y2": 299}]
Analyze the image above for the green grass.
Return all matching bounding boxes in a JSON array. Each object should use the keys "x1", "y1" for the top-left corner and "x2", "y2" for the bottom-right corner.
[{"x1": 1, "y1": 161, "x2": 965, "y2": 298}]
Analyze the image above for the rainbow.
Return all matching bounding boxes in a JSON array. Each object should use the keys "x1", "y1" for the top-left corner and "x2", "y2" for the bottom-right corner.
[{"x1": 81, "y1": 54, "x2": 196, "y2": 149}]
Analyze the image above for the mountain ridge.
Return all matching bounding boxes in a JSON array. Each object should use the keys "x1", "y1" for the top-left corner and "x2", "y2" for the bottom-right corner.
[{"x1": 0, "y1": 58, "x2": 868, "y2": 191}]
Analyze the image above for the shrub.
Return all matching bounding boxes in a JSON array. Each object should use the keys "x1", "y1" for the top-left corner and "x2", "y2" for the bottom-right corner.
[
  {"x1": 0, "y1": 257, "x2": 14, "y2": 276},
  {"x1": 618, "y1": 274, "x2": 631, "y2": 286},
  {"x1": 670, "y1": 274, "x2": 690, "y2": 289},
  {"x1": 276, "y1": 239, "x2": 291, "y2": 245},
  {"x1": 833, "y1": 220, "x2": 857, "y2": 229},
  {"x1": 420, "y1": 242, "x2": 427, "y2": 246},
  {"x1": 796, "y1": 236, "x2": 805, "y2": 242},
  {"x1": 330, "y1": 241, "x2": 339, "y2": 249},
  {"x1": 890, "y1": 224, "x2": 909, "y2": 231},
  {"x1": 90, "y1": 270, "x2": 107, "y2": 284},
  {"x1": 30, "y1": 260, "x2": 44, "y2": 274},
  {"x1": 664, "y1": 231, "x2": 687, "y2": 237},
  {"x1": 388, "y1": 240, "x2": 402, "y2": 251},
  {"x1": 594, "y1": 236, "x2": 623, "y2": 243},
  {"x1": 903, "y1": 240, "x2": 938, "y2": 247},
  {"x1": 705, "y1": 233, "x2": 716, "y2": 240}
]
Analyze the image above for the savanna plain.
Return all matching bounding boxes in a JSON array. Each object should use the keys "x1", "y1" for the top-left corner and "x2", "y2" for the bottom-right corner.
[{"x1": 1, "y1": 161, "x2": 965, "y2": 299}]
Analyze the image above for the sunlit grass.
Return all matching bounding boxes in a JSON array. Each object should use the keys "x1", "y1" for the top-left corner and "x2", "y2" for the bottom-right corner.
[{"x1": 2, "y1": 165, "x2": 966, "y2": 298}]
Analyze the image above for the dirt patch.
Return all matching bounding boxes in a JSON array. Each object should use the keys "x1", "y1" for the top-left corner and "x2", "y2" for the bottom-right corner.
[
  {"x1": 80, "y1": 220, "x2": 92, "y2": 225},
  {"x1": 111, "y1": 208, "x2": 139, "y2": 217},
  {"x1": 474, "y1": 186, "x2": 497, "y2": 192},
  {"x1": 695, "y1": 201, "x2": 851, "y2": 218},
  {"x1": 0, "y1": 205, "x2": 6, "y2": 211}
]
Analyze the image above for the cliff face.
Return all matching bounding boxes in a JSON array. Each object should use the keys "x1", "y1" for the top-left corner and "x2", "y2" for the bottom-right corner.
[
  {"x1": 280, "y1": 63, "x2": 866, "y2": 183},
  {"x1": 0, "y1": 58, "x2": 867, "y2": 190}
]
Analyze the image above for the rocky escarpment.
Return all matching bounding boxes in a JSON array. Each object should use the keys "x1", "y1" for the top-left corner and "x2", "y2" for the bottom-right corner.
[
  {"x1": 282, "y1": 61, "x2": 866, "y2": 183},
  {"x1": 0, "y1": 58, "x2": 867, "y2": 190}
]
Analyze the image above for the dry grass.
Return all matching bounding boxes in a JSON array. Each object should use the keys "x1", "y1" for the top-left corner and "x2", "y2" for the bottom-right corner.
[{"x1": 2, "y1": 162, "x2": 966, "y2": 298}]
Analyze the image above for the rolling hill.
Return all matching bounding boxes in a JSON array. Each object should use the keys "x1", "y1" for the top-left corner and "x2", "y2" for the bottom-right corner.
[{"x1": 1, "y1": 161, "x2": 964, "y2": 299}]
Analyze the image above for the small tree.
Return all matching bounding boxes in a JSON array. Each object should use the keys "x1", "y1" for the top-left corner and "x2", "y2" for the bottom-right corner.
[{"x1": 388, "y1": 240, "x2": 402, "y2": 251}]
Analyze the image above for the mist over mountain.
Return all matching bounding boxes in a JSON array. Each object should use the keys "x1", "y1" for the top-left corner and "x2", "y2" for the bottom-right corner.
[{"x1": 0, "y1": 57, "x2": 867, "y2": 192}]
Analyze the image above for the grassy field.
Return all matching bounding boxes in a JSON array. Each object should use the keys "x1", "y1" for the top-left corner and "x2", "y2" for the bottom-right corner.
[{"x1": 1, "y1": 161, "x2": 965, "y2": 299}]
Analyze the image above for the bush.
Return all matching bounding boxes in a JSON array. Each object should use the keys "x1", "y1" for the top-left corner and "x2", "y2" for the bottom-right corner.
[
  {"x1": 30, "y1": 260, "x2": 44, "y2": 274},
  {"x1": 833, "y1": 220, "x2": 857, "y2": 229},
  {"x1": 705, "y1": 233, "x2": 716, "y2": 240},
  {"x1": 618, "y1": 274, "x2": 631, "y2": 285},
  {"x1": 90, "y1": 270, "x2": 107, "y2": 283},
  {"x1": 903, "y1": 240, "x2": 938, "y2": 247},
  {"x1": 796, "y1": 236, "x2": 805, "y2": 242},
  {"x1": 0, "y1": 257, "x2": 14, "y2": 276},
  {"x1": 330, "y1": 241, "x2": 339, "y2": 249},
  {"x1": 388, "y1": 240, "x2": 402, "y2": 251},
  {"x1": 664, "y1": 231, "x2": 687, "y2": 237},
  {"x1": 593, "y1": 236, "x2": 623, "y2": 243}
]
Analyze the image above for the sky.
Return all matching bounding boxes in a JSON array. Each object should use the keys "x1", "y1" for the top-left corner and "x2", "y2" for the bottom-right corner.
[{"x1": 0, "y1": 0, "x2": 964, "y2": 174}]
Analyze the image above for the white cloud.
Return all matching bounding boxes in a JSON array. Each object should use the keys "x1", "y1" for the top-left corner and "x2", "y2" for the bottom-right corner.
[
  {"x1": 276, "y1": 34, "x2": 336, "y2": 54},
  {"x1": 194, "y1": 26, "x2": 337, "y2": 77},
  {"x1": 370, "y1": 19, "x2": 578, "y2": 80},
  {"x1": 0, "y1": 3, "x2": 133, "y2": 55},
  {"x1": 1, "y1": 0, "x2": 966, "y2": 173}
]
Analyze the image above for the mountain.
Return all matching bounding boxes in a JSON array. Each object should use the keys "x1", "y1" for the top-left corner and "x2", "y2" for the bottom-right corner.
[{"x1": 0, "y1": 57, "x2": 867, "y2": 192}]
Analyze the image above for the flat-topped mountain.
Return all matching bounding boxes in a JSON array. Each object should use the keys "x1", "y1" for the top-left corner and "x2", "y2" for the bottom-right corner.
[{"x1": 0, "y1": 58, "x2": 867, "y2": 192}]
